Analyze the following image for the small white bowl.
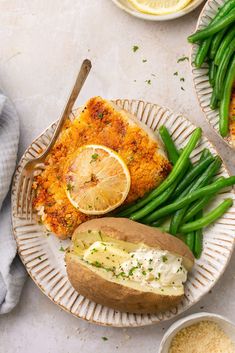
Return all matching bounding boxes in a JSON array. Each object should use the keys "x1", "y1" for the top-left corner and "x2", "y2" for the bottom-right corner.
[
  {"x1": 111, "y1": 0, "x2": 205, "y2": 21},
  {"x1": 159, "y1": 312, "x2": 235, "y2": 353}
]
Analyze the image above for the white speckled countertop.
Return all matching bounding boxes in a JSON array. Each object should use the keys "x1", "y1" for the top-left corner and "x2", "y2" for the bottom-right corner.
[{"x1": 0, "y1": 1, "x2": 235, "y2": 352}]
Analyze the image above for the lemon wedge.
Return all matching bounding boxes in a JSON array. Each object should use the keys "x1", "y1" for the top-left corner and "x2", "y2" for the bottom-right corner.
[
  {"x1": 64, "y1": 144, "x2": 131, "y2": 215},
  {"x1": 128, "y1": 0, "x2": 192, "y2": 15}
]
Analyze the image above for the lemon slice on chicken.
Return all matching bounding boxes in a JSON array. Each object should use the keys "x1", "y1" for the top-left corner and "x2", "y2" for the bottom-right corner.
[
  {"x1": 64, "y1": 145, "x2": 131, "y2": 215},
  {"x1": 128, "y1": 0, "x2": 192, "y2": 15}
]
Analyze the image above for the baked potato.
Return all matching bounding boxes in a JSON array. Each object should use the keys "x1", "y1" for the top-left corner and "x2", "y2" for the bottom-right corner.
[{"x1": 65, "y1": 218, "x2": 194, "y2": 314}]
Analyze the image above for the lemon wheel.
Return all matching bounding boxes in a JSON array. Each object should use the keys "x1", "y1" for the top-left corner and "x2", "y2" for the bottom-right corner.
[
  {"x1": 128, "y1": 0, "x2": 192, "y2": 15},
  {"x1": 64, "y1": 145, "x2": 131, "y2": 215}
]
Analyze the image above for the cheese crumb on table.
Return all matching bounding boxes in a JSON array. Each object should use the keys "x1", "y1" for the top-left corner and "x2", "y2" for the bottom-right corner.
[{"x1": 169, "y1": 320, "x2": 235, "y2": 353}]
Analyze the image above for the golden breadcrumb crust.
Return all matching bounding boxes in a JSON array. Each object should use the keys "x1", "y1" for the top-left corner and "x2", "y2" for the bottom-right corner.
[{"x1": 33, "y1": 97, "x2": 171, "y2": 238}]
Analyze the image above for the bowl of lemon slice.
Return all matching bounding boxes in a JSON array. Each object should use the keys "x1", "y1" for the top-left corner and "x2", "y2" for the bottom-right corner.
[{"x1": 111, "y1": 0, "x2": 205, "y2": 21}]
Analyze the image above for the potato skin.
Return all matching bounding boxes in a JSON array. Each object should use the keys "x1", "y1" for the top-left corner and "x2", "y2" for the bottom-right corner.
[
  {"x1": 66, "y1": 252, "x2": 183, "y2": 314},
  {"x1": 66, "y1": 217, "x2": 194, "y2": 314}
]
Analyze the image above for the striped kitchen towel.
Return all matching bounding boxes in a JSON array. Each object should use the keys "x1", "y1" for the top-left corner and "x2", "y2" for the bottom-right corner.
[{"x1": 0, "y1": 92, "x2": 27, "y2": 314}]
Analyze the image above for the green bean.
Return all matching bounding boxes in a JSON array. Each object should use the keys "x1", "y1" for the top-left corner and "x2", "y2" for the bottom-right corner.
[
  {"x1": 142, "y1": 176, "x2": 235, "y2": 224},
  {"x1": 129, "y1": 179, "x2": 177, "y2": 221},
  {"x1": 159, "y1": 126, "x2": 179, "y2": 165},
  {"x1": 199, "y1": 148, "x2": 213, "y2": 160},
  {"x1": 215, "y1": 38, "x2": 235, "y2": 99},
  {"x1": 219, "y1": 55, "x2": 235, "y2": 137},
  {"x1": 173, "y1": 155, "x2": 214, "y2": 198},
  {"x1": 117, "y1": 128, "x2": 202, "y2": 217},
  {"x1": 193, "y1": 210, "x2": 203, "y2": 259},
  {"x1": 151, "y1": 218, "x2": 166, "y2": 227},
  {"x1": 169, "y1": 156, "x2": 221, "y2": 234},
  {"x1": 210, "y1": 89, "x2": 219, "y2": 110},
  {"x1": 179, "y1": 198, "x2": 233, "y2": 233},
  {"x1": 194, "y1": 39, "x2": 212, "y2": 68},
  {"x1": 193, "y1": 0, "x2": 235, "y2": 67},
  {"x1": 188, "y1": 10, "x2": 235, "y2": 43},
  {"x1": 170, "y1": 208, "x2": 187, "y2": 235},
  {"x1": 209, "y1": 61, "x2": 217, "y2": 87},
  {"x1": 185, "y1": 231, "x2": 195, "y2": 252},
  {"x1": 184, "y1": 195, "x2": 214, "y2": 222},
  {"x1": 210, "y1": 28, "x2": 227, "y2": 60},
  {"x1": 215, "y1": 26, "x2": 235, "y2": 65}
]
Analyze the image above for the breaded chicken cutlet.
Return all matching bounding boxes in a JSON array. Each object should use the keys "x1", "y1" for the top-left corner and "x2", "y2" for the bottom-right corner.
[{"x1": 33, "y1": 97, "x2": 171, "y2": 239}]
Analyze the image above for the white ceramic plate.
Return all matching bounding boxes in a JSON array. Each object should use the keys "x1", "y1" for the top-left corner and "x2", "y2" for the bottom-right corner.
[
  {"x1": 111, "y1": 0, "x2": 205, "y2": 21},
  {"x1": 12, "y1": 99, "x2": 235, "y2": 327},
  {"x1": 191, "y1": 0, "x2": 234, "y2": 147}
]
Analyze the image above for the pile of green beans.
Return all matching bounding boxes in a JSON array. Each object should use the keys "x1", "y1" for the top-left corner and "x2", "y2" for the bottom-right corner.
[
  {"x1": 188, "y1": 0, "x2": 235, "y2": 138},
  {"x1": 115, "y1": 126, "x2": 235, "y2": 259}
]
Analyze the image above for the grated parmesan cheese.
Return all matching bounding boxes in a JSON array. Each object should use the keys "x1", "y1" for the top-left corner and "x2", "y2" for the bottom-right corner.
[{"x1": 169, "y1": 320, "x2": 235, "y2": 353}]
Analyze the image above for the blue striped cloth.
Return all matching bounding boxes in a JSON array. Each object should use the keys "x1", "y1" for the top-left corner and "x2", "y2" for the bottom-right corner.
[{"x1": 0, "y1": 92, "x2": 26, "y2": 314}]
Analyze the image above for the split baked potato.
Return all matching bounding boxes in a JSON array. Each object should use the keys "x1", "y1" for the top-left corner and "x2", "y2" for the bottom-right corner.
[{"x1": 65, "y1": 218, "x2": 194, "y2": 314}]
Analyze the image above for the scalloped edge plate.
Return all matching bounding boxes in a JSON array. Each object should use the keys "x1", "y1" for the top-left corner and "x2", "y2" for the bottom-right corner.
[
  {"x1": 191, "y1": 0, "x2": 234, "y2": 148},
  {"x1": 12, "y1": 99, "x2": 235, "y2": 327},
  {"x1": 111, "y1": 0, "x2": 205, "y2": 21}
]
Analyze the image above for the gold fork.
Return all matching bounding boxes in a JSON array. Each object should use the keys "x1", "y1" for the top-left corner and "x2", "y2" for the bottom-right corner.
[{"x1": 16, "y1": 59, "x2": 92, "y2": 220}]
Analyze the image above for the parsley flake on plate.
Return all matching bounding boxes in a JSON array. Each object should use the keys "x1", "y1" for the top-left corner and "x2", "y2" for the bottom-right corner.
[{"x1": 132, "y1": 45, "x2": 139, "y2": 52}]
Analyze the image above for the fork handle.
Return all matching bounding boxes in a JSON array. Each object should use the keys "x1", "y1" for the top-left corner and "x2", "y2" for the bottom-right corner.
[{"x1": 45, "y1": 59, "x2": 92, "y2": 154}]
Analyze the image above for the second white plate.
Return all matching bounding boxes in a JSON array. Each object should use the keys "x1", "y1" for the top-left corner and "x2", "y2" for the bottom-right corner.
[
  {"x1": 111, "y1": 0, "x2": 205, "y2": 21},
  {"x1": 191, "y1": 0, "x2": 234, "y2": 147}
]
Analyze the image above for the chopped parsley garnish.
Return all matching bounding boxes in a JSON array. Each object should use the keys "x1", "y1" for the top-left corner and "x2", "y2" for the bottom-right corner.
[
  {"x1": 177, "y1": 56, "x2": 189, "y2": 63},
  {"x1": 92, "y1": 261, "x2": 102, "y2": 268},
  {"x1": 142, "y1": 270, "x2": 147, "y2": 276},
  {"x1": 149, "y1": 258, "x2": 153, "y2": 263},
  {"x1": 59, "y1": 246, "x2": 65, "y2": 252},
  {"x1": 91, "y1": 153, "x2": 99, "y2": 161},
  {"x1": 142, "y1": 59, "x2": 147, "y2": 63},
  {"x1": 162, "y1": 256, "x2": 168, "y2": 263},
  {"x1": 132, "y1": 45, "x2": 139, "y2": 52},
  {"x1": 155, "y1": 273, "x2": 161, "y2": 280},
  {"x1": 128, "y1": 266, "x2": 138, "y2": 276},
  {"x1": 102, "y1": 337, "x2": 108, "y2": 341},
  {"x1": 91, "y1": 248, "x2": 98, "y2": 254},
  {"x1": 181, "y1": 86, "x2": 185, "y2": 91},
  {"x1": 145, "y1": 79, "x2": 151, "y2": 85},
  {"x1": 117, "y1": 271, "x2": 126, "y2": 278},
  {"x1": 66, "y1": 183, "x2": 74, "y2": 191},
  {"x1": 174, "y1": 71, "x2": 178, "y2": 76},
  {"x1": 38, "y1": 256, "x2": 42, "y2": 260},
  {"x1": 148, "y1": 268, "x2": 153, "y2": 272},
  {"x1": 98, "y1": 113, "x2": 103, "y2": 119},
  {"x1": 180, "y1": 77, "x2": 185, "y2": 82}
]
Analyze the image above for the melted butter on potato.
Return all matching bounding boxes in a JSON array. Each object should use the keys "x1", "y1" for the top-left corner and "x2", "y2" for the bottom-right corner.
[{"x1": 83, "y1": 241, "x2": 130, "y2": 269}]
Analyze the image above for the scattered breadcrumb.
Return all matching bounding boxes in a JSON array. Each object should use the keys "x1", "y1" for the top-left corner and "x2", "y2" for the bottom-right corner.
[{"x1": 169, "y1": 320, "x2": 235, "y2": 353}]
